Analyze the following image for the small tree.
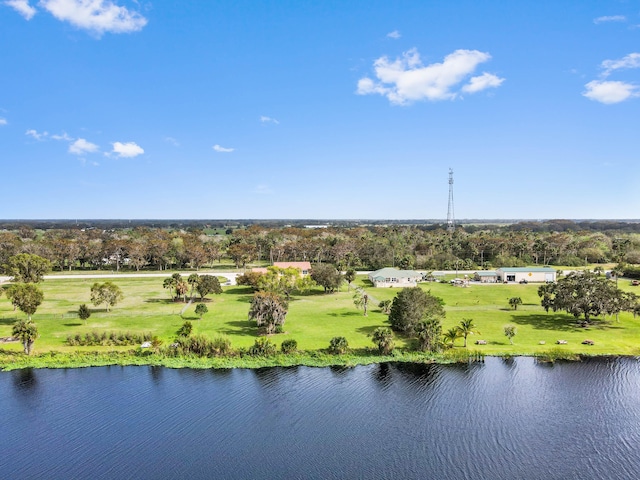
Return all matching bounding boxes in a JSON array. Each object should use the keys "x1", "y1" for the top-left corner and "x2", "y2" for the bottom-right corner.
[
  {"x1": 328, "y1": 336, "x2": 349, "y2": 354},
  {"x1": 177, "y1": 321, "x2": 193, "y2": 337},
  {"x1": 504, "y1": 325, "x2": 517, "y2": 345},
  {"x1": 416, "y1": 318, "x2": 442, "y2": 352},
  {"x1": 195, "y1": 303, "x2": 208, "y2": 320},
  {"x1": 310, "y1": 264, "x2": 343, "y2": 293},
  {"x1": 344, "y1": 269, "x2": 356, "y2": 291},
  {"x1": 389, "y1": 287, "x2": 445, "y2": 335},
  {"x1": 248, "y1": 291, "x2": 288, "y2": 334},
  {"x1": 90, "y1": 282, "x2": 124, "y2": 312},
  {"x1": 353, "y1": 288, "x2": 369, "y2": 316},
  {"x1": 78, "y1": 304, "x2": 91, "y2": 325},
  {"x1": 509, "y1": 297, "x2": 523, "y2": 310},
  {"x1": 187, "y1": 273, "x2": 200, "y2": 300},
  {"x1": 2, "y1": 253, "x2": 51, "y2": 283},
  {"x1": 249, "y1": 337, "x2": 277, "y2": 356},
  {"x1": 11, "y1": 283, "x2": 44, "y2": 320},
  {"x1": 196, "y1": 275, "x2": 222, "y2": 300},
  {"x1": 12, "y1": 319, "x2": 39, "y2": 355},
  {"x1": 369, "y1": 327, "x2": 394, "y2": 355}
]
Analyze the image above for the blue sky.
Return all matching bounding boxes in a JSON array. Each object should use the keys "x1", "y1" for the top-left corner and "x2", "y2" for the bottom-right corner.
[{"x1": 1, "y1": 0, "x2": 639, "y2": 220}]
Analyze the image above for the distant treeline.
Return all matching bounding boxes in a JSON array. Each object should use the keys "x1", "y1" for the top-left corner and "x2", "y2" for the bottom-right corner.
[{"x1": 1, "y1": 221, "x2": 639, "y2": 272}]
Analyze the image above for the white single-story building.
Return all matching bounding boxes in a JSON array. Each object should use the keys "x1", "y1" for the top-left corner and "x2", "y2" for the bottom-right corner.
[
  {"x1": 368, "y1": 267, "x2": 422, "y2": 288},
  {"x1": 496, "y1": 267, "x2": 556, "y2": 283},
  {"x1": 474, "y1": 271, "x2": 498, "y2": 283}
]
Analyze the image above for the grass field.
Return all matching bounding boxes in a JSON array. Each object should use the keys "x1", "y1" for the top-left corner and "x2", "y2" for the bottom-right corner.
[{"x1": 2, "y1": 274, "x2": 640, "y2": 361}]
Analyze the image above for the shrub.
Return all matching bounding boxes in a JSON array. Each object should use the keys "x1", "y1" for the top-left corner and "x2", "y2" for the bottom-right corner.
[
  {"x1": 177, "y1": 321, "x2": 193, "y2": 337},
  {"x1": 171, "y1": 334, "x2": 232, "y2": 357},
  {"x1": 274, "y1": 324, "x2": 285, "y2": 334},
  {"x1": 65, "y1": 330, "x2": 153, "y2": 347},
  {"x1": 281, "y1": 339, "x2": 298, "y2": 354},
  {"x1": 328, "y1": 336, "x2": 349, "y2": 354},
  {"x1": 249, "y1": 337, "x2": 277, "y2": 356},
  {"x1": 369, "y1": 327, "x2": 394, "y2": 355}
]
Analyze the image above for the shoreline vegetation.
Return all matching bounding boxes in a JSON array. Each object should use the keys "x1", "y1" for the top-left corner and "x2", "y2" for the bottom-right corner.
[{"x1": 0, "y1": 348, "x2": 600, "y2": 372}]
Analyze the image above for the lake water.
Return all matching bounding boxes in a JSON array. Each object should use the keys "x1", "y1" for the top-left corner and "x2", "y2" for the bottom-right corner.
[{"x1": 2, "y1": 357, "x2": 640, "y2": 479}]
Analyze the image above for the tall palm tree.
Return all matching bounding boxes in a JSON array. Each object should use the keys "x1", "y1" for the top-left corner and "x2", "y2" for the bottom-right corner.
[{"x1": 458, "y1": 318, "x2": 479, "y2": 348}]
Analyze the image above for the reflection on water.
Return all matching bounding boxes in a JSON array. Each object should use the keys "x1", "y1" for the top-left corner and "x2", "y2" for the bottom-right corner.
[{"x1": 1, "y1": 357, "x2": 640, "y2": 480}]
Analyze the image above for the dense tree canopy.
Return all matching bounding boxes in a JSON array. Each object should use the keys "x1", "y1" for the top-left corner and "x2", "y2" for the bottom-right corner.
[
  {"x1": 388, "y1": 287, "x2": 445, "y2": 335},
  {"x1": 248, "y1": 291, "x2": 288, "y2": 334},
  {"x1": 2, "y1": 254, "x2": 51, "y2": 283},
  {"x1": 538, "y1": 271, "x2": 638, "y2": 324}
]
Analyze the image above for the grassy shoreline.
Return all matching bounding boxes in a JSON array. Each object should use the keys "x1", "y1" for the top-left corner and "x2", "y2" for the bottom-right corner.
[{"x1": 1, "y1": 347, "x2": 626, "y2": 372}]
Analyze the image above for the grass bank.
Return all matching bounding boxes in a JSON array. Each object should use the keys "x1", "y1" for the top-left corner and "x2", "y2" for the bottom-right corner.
[{"x1": 2, "y1": 274, "x2": 640, "y2": 369}]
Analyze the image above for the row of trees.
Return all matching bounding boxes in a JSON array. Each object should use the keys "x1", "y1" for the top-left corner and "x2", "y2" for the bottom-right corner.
[{"x1": 3, "y1": 224, "x2": 640, "y2": 273}]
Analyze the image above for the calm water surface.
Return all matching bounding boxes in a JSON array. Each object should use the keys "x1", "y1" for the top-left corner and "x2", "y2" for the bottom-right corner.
[{"x1": 2, "y1": 357, "x2": 640, "y2": 479}]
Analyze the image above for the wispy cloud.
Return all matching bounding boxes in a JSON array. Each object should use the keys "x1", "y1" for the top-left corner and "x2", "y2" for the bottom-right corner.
[
  {"x1": 112, "y1": 141, "x2": 144, "y2": 157},
  {"x1": 25, "y1": 129, "x2": 48, "y2": 140},
  {"x1": 164, "y1": 136, "x2": 180, "y2": 146},
  {"x1": 386, "y1": 30, "x2": 401, "y2": 39},
  {"x1": 51, "y1": 132, "x2": 72, "y2": 141},
  {"x1": 5, "y1": 0, "x2": 36, "y2": 20},
  {"x1": 260, "y1": 116, "x2": 279, "y2": 124},
  {"x1": 0, "y1": 117, "x2": 7, "y2": 126},
  {"x1": 601, "y1": 52, "x2": 640, "y2": 77},
  {"x1": 357, "y1": 48, "x2": 504, "y2": 105},
  {"x1": 594, "y1": 15, "x2": 626, "y2": 24},
  {"x1": 39, "y1": 0, "x2": 147, "y2": 35},
  {"x1": 583, "y1": 80, "x2": 639, "y2": 104},
  {"x1": 213, "y1": 144, "x2": 234, "y2": 153},
  {"x1": 69, "y1": 138, "x2": 99, "y2": 155},
  {"x1": 254, "y1": 184, "x2": 273, "y2": 194}
]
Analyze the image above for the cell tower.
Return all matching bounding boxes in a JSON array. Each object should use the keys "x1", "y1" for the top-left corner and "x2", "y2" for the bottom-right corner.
[{"x1": 447, "y1": 168, "x2": 455, "y2": 232}]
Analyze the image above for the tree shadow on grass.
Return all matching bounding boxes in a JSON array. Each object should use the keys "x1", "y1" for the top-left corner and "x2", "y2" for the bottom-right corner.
[
  {"x1": 63, "y1": 322, "x2": 82, "y2": 327},
  {"x1": 328, "y1": 311, "x2": 361, "y2": 318},
  {"x1": 509, "y1": 314, "x2": 582, "y2": 331},
  {"x1": 217, "y1": 320, "x2": 258, "y2": 337},
  {"x1": 0, "y1": 317, "x2": 18, "y2": 326},
  {"x1": 145, "y1": 298, "x2": 179, "y2": 304},
  {"x1": 356, "y1": 325, "x2": 387, "y2": 336}
]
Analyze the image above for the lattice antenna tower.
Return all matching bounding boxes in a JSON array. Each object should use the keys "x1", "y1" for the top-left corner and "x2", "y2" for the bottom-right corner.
[{"x1": 447, "y1": 168, "x2": 455, "y2": 232}]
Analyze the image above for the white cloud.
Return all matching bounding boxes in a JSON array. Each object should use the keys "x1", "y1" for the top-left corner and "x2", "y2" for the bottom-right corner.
[
  {"x1": 164, "y1": 136, "x2": 179, "y2": 146},
  {"x1": 386, "y1": 30, "x2": 401, "y2": 39},
  {"x1": 213, "y1": 144, "x2": 234, "y2": 153},
  {"x1": 51, "y1": 132, "x2": 72, "y2": 141},
  {"x1": 462, "y1": 72, "x2": 505, "y2": 93},
  {"x1": 40, "y1": 0, "x2": 147, "y2": 35},
  {"x1": 583, "y1": 80, "x2": 639, "y2": 104},
  {"x1": 5, "y1": 0, "x2": 36, "y2": 19},
  {"x1": 25, "y1": 129, "x2": 48, "y2": 140},
  {"x1": 594, "y1": 15, "x2": 626, "y2": 24},
  {"x1": 69, "y1": 138, "x2": 99, "y2": 154},
  {"x1": 254, "y1": 184, "x2": 273, "y2": 194},
  {"x1": 112, "y1": 141, "x2": 144, "y2": 157},
  {"x1": 601, "y1": 53, "x2": 640, "y2": 77},
  {"x1": 357, "y1": 48, "x2": 504, "y2": 104},
  {"x1": 0, "y1": 118, "x2": 7, "y2": 126},
  {"x1": 260, "y1": 116, "x2": 279, "y2": 124}
]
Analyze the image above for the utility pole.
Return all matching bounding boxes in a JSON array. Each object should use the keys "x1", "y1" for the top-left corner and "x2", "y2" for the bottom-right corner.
[{"x1": 447, "y1": 168, "x2": 455, "y2": 232}]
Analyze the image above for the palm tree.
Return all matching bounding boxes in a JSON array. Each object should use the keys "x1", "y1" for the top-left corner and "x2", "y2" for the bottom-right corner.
[
  {"x1": 458, "y1": 318, "x2": 479, "y2": 348},
  {"x1": 12, "y1": 319, "x2": 39, "y2": 355},
  {"x1": 508, "y1": 297, "x2": 523, "y2": 310},
  {"x1": 443, "y1": 327, "x2": 461, "y2": 348}
]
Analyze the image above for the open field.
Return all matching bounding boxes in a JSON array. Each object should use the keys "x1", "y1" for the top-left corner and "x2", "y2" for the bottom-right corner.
[{"x1": 2, "y1": 274, "x2": 640, "y2": 364}]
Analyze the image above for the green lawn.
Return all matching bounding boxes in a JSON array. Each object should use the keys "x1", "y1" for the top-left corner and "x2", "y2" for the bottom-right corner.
[{"x1": 2, "y1": 275, "x2": 640, "y2": 357}]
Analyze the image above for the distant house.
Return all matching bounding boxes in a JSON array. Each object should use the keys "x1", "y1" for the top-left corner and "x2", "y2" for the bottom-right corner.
[
  {"x1": 253, "y1": 261, "x2": 311, "y2": 276},
  {"x1": 474, "y1": 271, "x2": 498, "y2": 283},
  {"x1": 496, "y1": 267, "x2": 556, "y2": 283},
  {"x1": 368, "y1": 267, "x2": 422, "y2": 288}
]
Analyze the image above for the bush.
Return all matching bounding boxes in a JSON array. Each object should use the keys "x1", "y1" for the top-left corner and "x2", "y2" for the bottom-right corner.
[
  {"x1": 171, "y1": 334, "x2": 232, "y2": 357},
  {"x1": 249, "y1": 337, "x2": 277, "y2": 356},
  {"x1": 177, "y1": 321, "x2": 193, "y2": 337},
  {"x1": 65, "y1": 330, "x2": 153, "y2": 347},
  {"x1": 281, "y1": 339, "x2": 298, "y2": 354},
  {"x1": 328, "y1": 336, "x2": 349, "y2": 354},
  {"x1": 274, "y1": 324, "x2": 285, "y2": 334}
]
